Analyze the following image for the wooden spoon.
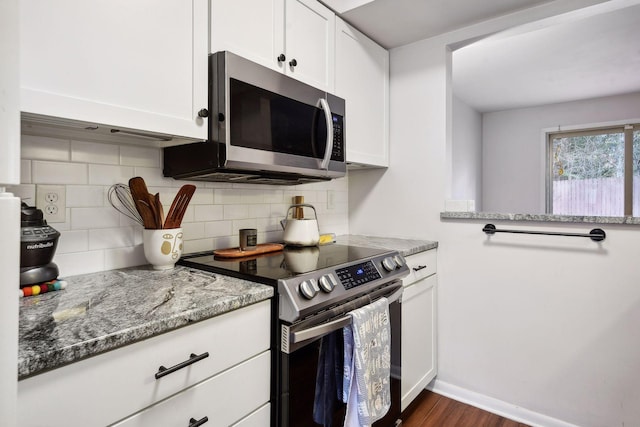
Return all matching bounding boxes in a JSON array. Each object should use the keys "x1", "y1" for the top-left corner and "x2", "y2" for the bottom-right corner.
[{"x1": 129, "y1": 177, "x2": 156, "y2": 229}]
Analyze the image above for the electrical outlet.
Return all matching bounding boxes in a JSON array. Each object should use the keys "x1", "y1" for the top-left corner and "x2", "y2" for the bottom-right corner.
[{"x1": 36, "y1": 185, "x2": 66, "y2": 223}]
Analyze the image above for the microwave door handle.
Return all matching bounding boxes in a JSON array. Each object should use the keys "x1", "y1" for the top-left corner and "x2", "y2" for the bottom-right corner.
[{"x1": 317, "y1": 98, "x2": 333, "y2": 170}]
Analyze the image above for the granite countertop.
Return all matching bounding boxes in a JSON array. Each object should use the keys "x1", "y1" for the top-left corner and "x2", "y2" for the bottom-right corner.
[
  {"x1": 440, "y1": 211, "x2": 640, "y2": 225},
  {"x1": 18, "y1": 266, "x2": 273, "y2": 379},
  {"x1": 336, "y1": 234, "x2": 438, "y2": 256}
]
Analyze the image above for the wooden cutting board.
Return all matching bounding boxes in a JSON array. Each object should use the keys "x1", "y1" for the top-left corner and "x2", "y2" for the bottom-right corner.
[{"x1": 213, "y1": 243, "x2": 284, "y2": 259}]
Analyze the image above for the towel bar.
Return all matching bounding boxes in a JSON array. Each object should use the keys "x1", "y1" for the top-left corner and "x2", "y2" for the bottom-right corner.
[{"x1": 482, "y1": 223, "x2": 606, "y2": 242}]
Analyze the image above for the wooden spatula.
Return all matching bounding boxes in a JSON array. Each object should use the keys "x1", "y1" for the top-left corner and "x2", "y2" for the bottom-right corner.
[{"x1": 164, "y1": 185, "x2": 196, "y2": 229}]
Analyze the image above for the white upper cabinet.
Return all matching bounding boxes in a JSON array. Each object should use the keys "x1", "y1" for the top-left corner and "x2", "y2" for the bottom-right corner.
[
  {"x1": 335, "y1": 18, "x2": 389, "y2": 167},
  {"x1": 20, "y1": 0, "x2": 209, "y2": 141},
  {"x1": 211, "y1": 0, "x2": 335, "y2": 91}
]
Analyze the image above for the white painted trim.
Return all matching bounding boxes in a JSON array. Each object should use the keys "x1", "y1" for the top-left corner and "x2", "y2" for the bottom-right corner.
[{"x1": 427, "y1": 379, "x2": 580, "y2": 427}]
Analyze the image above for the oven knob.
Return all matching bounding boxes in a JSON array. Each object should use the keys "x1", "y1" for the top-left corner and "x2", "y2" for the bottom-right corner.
[
  {"x1": 299, "y1": 280, "x2": 318, "y2": 300},
  {"x1": 382, "y1": 257, "x2": 397, "y2": 272},
  {"x1": 393, "y1": 255, "x2": 405, "y2": 268},
  {"x1": 318, "y1": 274, "x2": 336, "y2": 293}
]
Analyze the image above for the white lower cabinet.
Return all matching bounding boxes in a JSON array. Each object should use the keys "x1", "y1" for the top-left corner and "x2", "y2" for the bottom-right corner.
[
  {"x1": 17, "y1": 300, "x2": 271, "y2": 427},
  {"x1": 401, "y1": 249, "x2": 437, "y2": 411},
  {"x1": 112, "y1": 352, "x2": 270, "y2": 427}
]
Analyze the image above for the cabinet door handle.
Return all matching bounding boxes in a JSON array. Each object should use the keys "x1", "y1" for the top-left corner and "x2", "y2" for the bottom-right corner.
[
  {"x1": 155, "y1": 352, "x2": 209, "y2": 379},
  {"x1": 277, "y1": 53, "x2": 286, "y2": 62},
  {"x1": 189, "y1": 416, "x2": 209, "y2": 427},
  {"x1": 197, "y1": 108, "x2": 209, "y2": 118},
  {"x1": 289, "y1": 58, "x2": 297, "y2": 67},
  {"x1": 413, "y1": 265, "x2": 427, "y2": 272}
]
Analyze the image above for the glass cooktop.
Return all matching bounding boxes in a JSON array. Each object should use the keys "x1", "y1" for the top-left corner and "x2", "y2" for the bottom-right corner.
[{"x1": 179, "y1": 244, "x2": 392, "y2": 285}]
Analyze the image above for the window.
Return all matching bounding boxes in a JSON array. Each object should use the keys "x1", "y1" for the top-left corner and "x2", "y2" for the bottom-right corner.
[{"x1": 547, "y1": 124, "x2": 640, "y2": 216}]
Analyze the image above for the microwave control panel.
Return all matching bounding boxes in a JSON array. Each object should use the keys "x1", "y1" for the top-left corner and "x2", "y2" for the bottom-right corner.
[{"x1": 331, "y1": 115, "x2": 344, "y2": 161}]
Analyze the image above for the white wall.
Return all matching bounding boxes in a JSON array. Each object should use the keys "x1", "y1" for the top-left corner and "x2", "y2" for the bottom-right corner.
[
  {"x1": 10, "y1": 134, "x2": 349, "y2": 277},
  {"x1": 482, "y1": 91, "x2": 640, "y2": 213},
  {"x1": 349, "y1": 1, "x2": 640, "y2": 426},
  {"x1": 452, "y1": 95, "x2": 482, "y2": 209}
]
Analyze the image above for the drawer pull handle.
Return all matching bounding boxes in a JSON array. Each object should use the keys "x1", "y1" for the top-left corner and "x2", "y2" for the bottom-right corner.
[
  {"x1": 155, "y1": 352, "x2": 209, "y2": 380},
  {"x1": 189, "y1": 416, "x2": 209, "y2": 427},
  {"x1": 413, "y1": 265, "x2": 427, "y2": 272}
]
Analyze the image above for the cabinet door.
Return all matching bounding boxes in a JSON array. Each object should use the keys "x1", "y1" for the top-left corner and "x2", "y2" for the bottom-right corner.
[
  {"x1": 211, "y1": 0, "x2": 285, "y2": 72},
  {"x1": 401, "y1": 274, "x2": 437, "y2": 411},
  {"x1": 336, "y1": 18, "x2": 389, "y2": 167},
  {"x1": 285, "y1": 0, "x2": 335, "y2": 91},
  {"x1": 20, "y1": 0, "x2": 208, "y2": 140}
]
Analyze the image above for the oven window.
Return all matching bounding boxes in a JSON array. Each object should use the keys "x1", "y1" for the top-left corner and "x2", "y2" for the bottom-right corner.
[{"x1": 230, "y1": 78, "x2": 329, "y2": 159}]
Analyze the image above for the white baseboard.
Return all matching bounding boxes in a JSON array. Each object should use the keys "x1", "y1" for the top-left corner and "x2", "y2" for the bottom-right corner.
[{"x1": 427, "y1": 379, "x2": 580, "y2": 427}]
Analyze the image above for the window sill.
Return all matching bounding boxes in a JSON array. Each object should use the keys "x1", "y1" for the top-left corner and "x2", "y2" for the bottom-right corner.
[{"x1": 440, "y1": 211, "x2": 640, "y2": 225}]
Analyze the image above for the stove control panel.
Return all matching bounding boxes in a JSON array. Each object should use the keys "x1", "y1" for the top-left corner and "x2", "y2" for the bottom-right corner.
[{"x1": 336, "y1": 260, "x2": 381, "y2": 290}]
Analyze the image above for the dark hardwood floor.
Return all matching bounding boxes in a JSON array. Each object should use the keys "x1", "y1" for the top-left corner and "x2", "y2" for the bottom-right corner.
[{"x1": 402, "y1": 391, "x2": 531, "y2": 427}]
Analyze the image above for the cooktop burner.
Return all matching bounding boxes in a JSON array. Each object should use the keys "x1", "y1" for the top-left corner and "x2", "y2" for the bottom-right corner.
[
  {"x1": 180, "y1": 244, "x2": 409, "y2": 323},
  {"x1": 179, "y1": 244, "x2": 391, "y2": 285}
]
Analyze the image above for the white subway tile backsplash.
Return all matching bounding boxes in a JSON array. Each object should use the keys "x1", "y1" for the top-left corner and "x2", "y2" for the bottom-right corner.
[
  {"x1": 120, "y1": 145, "x2": 160, "y2": 168},
  {"x1": 248, "y1": 204, "x2": 271, "y2": 218},
  {"x1": 104, "y1": 245, "x2": 146, "y2": 270},
  {"x1": 55, "y1": 250, "x2": 104, "y2": 277},
  {"x1": 72, "y1": 207, "x2": 121, "y2": 229},
  {"x1": 183, "y1": 238, "x2": 214, "y2": 254},
  {"x1": 71, "y1": 141, "x2": 119, "y2": 165},
  {"x1": 232, "y1": 218, "x2": 258, "y2": 232},
  {"x1": 66, "y1": 185, "x2": 105, "y2": 207},
  {"x1": 181, "y1": 222, "x2": 205, "y2": 239},
  {"x1": 8, "y1": 184, "x2": 36, "y2": 205},
  {"x1": 21, "y1": 135, "x2": 70, "y2": 161},
  {"x1": 22, "y1": 133, "x2": 348, "y2": 274},
  {"x1": 21, "y1": 160, "x2": 32, "y2": 184},
  {"x1": 88, "y1": 164, "x2": 135, "y2": 186},
  {"x1": 32, "y1": 161, "x2": 87, "y2": 184},
  {"x1": 214, "y1": 189, "x2": 242, "y2": 204},
  {"x1": 89, "y1": 227, "x2": 137, "y2": 250},
  {"x1": 57, "y1": 230, "x2": 89, "y2": 254},
  {"x1": 204, "y1": 220, "x2": 232, "y2": 238},
  {"x1": 194, "y1": 205, "x2": 224, "y2": 222},
  {"x1": 223, "y1": 204, "x2": 249, "y2": 220}
]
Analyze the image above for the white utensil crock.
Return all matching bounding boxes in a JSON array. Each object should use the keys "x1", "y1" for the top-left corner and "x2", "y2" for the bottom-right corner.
[{"x1": 143, "y1": 228, "x2": 183, "y2": 270}]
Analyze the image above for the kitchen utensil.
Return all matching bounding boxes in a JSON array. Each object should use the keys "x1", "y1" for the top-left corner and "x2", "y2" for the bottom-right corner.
[
  {"x1": 129, "y1": 177, "x2": 156, "y2": 228},
  {"x1": 164, "y1": 184, "x2": 196, "y2": 229},
  {"x1": 20, "y1": 203, "x2": 60, "y2": 286},
  {"x1": 280, "y1": 204, "x2": 320, "y2": 246},
  {"x1": 143, "y1": 228, "x2": 183, "y2": 269},
  {"x1": 154, "y1": 193, "x2": 164, "y2": 229},
  {"x1": 293, "y1": 196, "x2": 304, "y2": 219},
  {"x1": 108, "y1": 183, "x2": 143, "y2": 225}
]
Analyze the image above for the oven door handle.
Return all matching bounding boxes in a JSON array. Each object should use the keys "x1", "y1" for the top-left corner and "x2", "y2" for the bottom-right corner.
[{"x1": 290, "y1": 287, "x2": 403, "y2": 345}]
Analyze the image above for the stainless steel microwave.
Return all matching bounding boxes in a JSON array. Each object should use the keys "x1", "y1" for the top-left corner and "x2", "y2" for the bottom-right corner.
[{"x1": 163, "y1": 51, "x2": 346, "y2": 185}]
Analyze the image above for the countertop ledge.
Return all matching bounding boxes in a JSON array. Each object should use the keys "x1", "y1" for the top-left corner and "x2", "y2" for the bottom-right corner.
[
  {"x1": 441, "y1": 211, "x2": 640, "y2": 225},
  {"x1": 336, "y1": 234, "x2": 438, "y2": 256},
  {"x1": 18, "y1": 266, "x2": 273, "y2": 379}
]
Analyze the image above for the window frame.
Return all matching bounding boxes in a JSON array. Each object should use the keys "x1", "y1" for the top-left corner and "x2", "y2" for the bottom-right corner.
[{"x1": 546, "y1": 123, "x2": 638, "y2": 216}]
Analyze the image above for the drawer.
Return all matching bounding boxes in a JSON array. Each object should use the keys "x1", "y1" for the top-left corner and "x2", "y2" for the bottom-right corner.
[
  {"x1": 403, "y1": 249, "x2": 437, "y2": 286},
  {"x1": 232, "y1": 403, "x2": 271, "y2": 427},
  {"x1": 18, "y1": 300, "x2": 271, "y2": 427},
  {"x1": 112, "y1": 351, "x2": 271, "y2": 427}
]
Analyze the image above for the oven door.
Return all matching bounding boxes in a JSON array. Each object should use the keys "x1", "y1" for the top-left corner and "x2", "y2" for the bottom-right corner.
[{"x1": 279, "y1": 284, "x2": 402, "y2": 427}]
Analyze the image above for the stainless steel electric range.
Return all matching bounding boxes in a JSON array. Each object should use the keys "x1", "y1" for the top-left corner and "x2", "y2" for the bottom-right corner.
[{"x1": 180, "y1": 244, "x2": 409, "y2": 427}]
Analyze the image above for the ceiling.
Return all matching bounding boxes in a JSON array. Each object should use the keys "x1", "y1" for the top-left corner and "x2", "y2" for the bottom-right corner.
[
  {"x1": 323, "y1": 0, "x2": 555, "y2": 49},
  {"x1": 323, "y1": 0, "x2": 640, "y2": 113}
]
